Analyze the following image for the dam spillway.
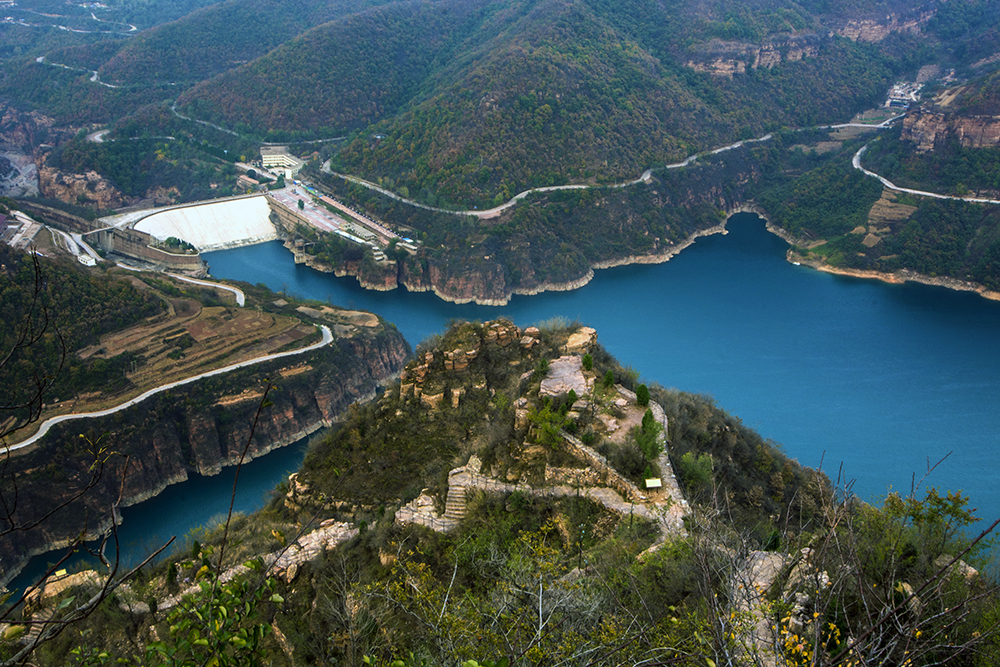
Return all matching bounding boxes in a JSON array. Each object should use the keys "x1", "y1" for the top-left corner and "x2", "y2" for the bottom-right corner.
[{"x1": 134, "y1": 195, "x2": 278, "y2": 252}]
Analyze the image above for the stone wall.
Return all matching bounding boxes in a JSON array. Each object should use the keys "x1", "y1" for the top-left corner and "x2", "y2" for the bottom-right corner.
[
  {"x1": 85, "y1": 226, "x2": 205, "y2": 272},
  {"x1": 15, "y1": 201, "x2": 97, "y2": 234},
  {"x1": 561, "y1": 431, "x2": 649, "y2": 504}
]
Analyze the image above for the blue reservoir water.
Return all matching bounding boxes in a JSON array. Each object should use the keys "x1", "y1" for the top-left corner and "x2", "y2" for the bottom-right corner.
[
  {"x1": 204, "y1": 213, "x2": 1000, "y2": 519},
  {"x1": 11, "y1": 212, "x2": 1000, "y2": 592},
  {"x1": 8, "y1": 438, "x2": 309, "y2": 593}
]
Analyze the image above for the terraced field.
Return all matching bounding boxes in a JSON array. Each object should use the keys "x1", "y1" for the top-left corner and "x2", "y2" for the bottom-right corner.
[{"x1": 24, "y1": 274, "x2": 322, "y2": 434}]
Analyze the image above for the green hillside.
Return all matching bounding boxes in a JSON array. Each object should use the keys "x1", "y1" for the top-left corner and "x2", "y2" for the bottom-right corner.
[
  {"x1": 94, "y1": 0, "x2": 403, "y2": 86},
  {"x1": 174, "y1": 0, "x2": 481, "y2": 135},
  {"x1": 175, "y1": 0, "x2": 914, "y2": 206}
]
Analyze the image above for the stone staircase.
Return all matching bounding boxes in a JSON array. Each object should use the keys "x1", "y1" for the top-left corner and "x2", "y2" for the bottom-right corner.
[{"x1": 395, "y1": 392, "x2": 691, "y2": 545}]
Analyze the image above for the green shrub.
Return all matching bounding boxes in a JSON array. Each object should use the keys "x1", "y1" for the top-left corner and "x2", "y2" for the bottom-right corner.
[
  {"x1": 678, "y1": 452, "x2": 713, "y2": 496},
  {"x1": 636, "y1": 384, "x2": 649, "y2": 406},
  {"x1": 609, "y1": 442, "x2": 649, "y2": 487},
  {"x1": 633, "y1": 409, "x2": 662, "y2": 461}
]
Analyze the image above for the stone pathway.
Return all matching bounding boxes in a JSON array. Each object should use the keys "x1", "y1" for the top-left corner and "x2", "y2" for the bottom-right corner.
[
  {"x1": 160, "y1": 520, "x2": 357, "y2": 611},
  {"x1": 396, "y1": 393, "x2": 690, "y2": 545},
  {"x1": 733, "y1": 550, "x2": 787, "y2": 667}
]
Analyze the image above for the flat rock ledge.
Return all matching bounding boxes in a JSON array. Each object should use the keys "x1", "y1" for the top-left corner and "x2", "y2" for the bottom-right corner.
[{"x1": 539, "y1": 355, "x2": 590, "y2": 397}]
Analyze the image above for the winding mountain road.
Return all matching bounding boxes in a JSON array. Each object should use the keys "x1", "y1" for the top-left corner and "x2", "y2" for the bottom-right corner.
[
  {"x1": 853, "y1": 145, "x2": 1000, "y2": 205},
  {"x1": 322, "y1": 133, "x2": 776, "y2": 218},
  {"x1": 5, "y1": 325, "x2": 333, "y2": 453},
  {"x1": 319, "y1": 119, "x2": 901, "y2": 220},
  {"x1": 15, "y1": 10, "x2": 136, "y2": 35}
]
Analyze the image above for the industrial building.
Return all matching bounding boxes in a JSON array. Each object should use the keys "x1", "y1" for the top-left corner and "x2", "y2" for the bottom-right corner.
[{"x1": 260, "y1": 146, "x2": 305, "y2": 178}]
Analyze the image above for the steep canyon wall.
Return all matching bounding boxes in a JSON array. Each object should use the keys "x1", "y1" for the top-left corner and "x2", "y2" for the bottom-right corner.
[{"x1": 0, "y1": 329, "x2": 409, "y2": 585}]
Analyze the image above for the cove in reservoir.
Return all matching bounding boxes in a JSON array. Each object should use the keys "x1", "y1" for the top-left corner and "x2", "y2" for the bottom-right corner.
[{"x1": 205, "y1": 212, "x2": 1000, "y2": 520}]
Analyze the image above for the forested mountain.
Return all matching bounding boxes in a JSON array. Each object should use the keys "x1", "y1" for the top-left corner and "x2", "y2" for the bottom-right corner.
[
  {"x1": 177, "y1": 0, "x2": 918, "y2": 204},
  {"x1": 2, "y1": 0, "x2": 1000, "y2": 292},
  {"x1": 779, "y1": 69, "x2": 1000, "y2": 289},
  {"x1": 175, "y1": 0, "x2": 481, "y2": 135},
  {"x1": 93, "y1": 0, "x2": 404, "y2": 86},
  {"x1": 1, "y1": 0, "x2": 971, "y2": 205},
  {"x1": 2, "y1": 0, "x2": 996, "y2": 205}
]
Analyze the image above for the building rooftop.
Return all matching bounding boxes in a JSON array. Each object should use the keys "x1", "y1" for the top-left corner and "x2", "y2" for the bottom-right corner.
[{"x1": 260, "y1": 146, "x2": 290, "y2": 157}]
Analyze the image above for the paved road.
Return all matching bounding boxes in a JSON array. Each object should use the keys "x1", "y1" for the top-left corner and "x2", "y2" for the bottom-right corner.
[
  {"x1": 47, "y1": 227, "x2": 81, "y2": 254},
  {"x1": 166, "y1": 273, "x2": 246, "y2": 306},
  {"x1": 322, "y1": 116, "x2": 908, "y2": 220},
  {"x1": 170, "y1": 104, "x2": 241, "y2": 137},
  {"x1": 71, "y1": 232, "x2": 102, "y2": 260},
  {"x1": 17, "y1": 10, "x2": 135, "y2": 35},
  {"x1": 321, "y1": 131, "x2": 806, "y2": 219},
  {"x1": 5, "y1": 325, "x2": 333, "y2": 453},
  {"x1": 853, "y1": 145, "x2": 1000, "y2": 205}
]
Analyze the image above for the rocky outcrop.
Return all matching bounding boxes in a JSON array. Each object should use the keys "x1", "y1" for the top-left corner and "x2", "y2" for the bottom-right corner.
[
  {"x1": 356, "y1": 259, "x2": 398, "y2": 291},
  {"x1": 0, "y1": 103, "x2": 61, "y2": 154},
  {"x1": 0, "y1": 103, "x2": 74, "y2": 198},
  {"x1": 831, "y1": 11, "x2": 932, "y2": 42},
  {"x1": 685, "y1": 34, "x2": 820, "y2": 78},
  {"x1": 425, "y1": 261, "x2": 509, "y2": 305},
  {"x1": 285, "y1": 243, "x2": 401, "y2": 293},
  {"x1": 296, "y1": 239, "x2": 591, "y2": 306},
  {"x1": 0, "y1": 152, "x2": 38, "y2": 198},
  {"x1": 38, "y1": 166, "x2": 131, "y2": 210},
  {"x1": 902, "y1": 109, "x2": 1000, "y2": 152},
  {"x1": 539, "y1": 356, "x2": 590, "y2": 398},
  {"x1": 0, "y1": 328, "x2": 409, "y2": 587}
]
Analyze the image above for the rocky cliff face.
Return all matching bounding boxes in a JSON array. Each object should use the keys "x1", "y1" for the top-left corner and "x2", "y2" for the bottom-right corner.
[
  {"x1": 902, "y1": 109, "x2": 1000, "y2": 151},
  {"x1": 830, "y1": 11, "x2": 933, "y2": 42},
  {"x1": 0, "y1": 103, "x2": 60, "y2": 153},
  {"x1": 356, "y1": 258, "x2": 399, "y2": 292},
  {"x1": 0, "y1": 329, "x2": 409, "y2": 585},
  {"x1": 286, "y1": 242, "x2": 402, "y2": 293},
  {"x1": 38, "y1": 165, "x2": 131, "y2": 209},
  {"x1": 424, "y1": 260, "x2": 509, "y2": 305},
  {"x1": 685, "y1": 34, "x2": 820, "y2": 77},
  {"x1": 0, "y1": 103, "x2": 71, "y2": 198},
  {"x1": 117, "y1": 330, "x2": 409, "y2": 496}
]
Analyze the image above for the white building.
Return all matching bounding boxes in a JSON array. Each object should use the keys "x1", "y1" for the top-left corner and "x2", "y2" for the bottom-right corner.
[{"x1": 260, "y1": 146, "x2": 304, "y2": 178}]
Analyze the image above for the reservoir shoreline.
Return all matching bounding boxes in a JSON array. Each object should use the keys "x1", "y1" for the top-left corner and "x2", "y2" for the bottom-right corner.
[
  {"x1": 274, "y1": 198, "x2": 1000, "y2": 306},
  {"x1": 761, "y1": 214, "x2": 1000, "y2": 303},
  {"x1": 793, "y1": 258, "x2": 1000, "y2": 303}
]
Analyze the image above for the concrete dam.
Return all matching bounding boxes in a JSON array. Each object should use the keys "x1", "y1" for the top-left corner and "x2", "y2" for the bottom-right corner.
[{"x1": 133, "y1": 195, "x2": 278, "y2": 252}]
